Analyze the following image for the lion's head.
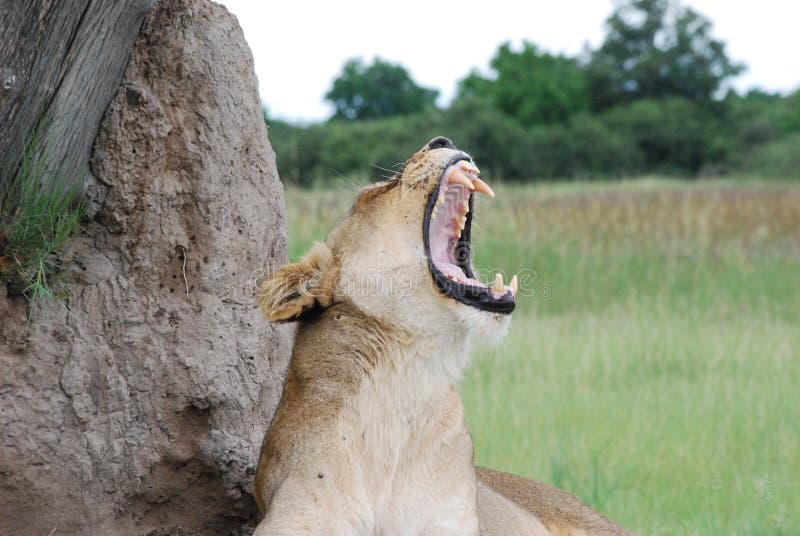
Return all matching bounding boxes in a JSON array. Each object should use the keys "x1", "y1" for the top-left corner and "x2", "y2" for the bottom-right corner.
[{"x1": 258, "y1": 137, "x2": 517, "y2": 342}]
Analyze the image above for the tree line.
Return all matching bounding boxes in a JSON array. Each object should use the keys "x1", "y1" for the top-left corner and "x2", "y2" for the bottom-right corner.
[{"x1": 268, "y1": 0, "x2": 800, "y2": 185}]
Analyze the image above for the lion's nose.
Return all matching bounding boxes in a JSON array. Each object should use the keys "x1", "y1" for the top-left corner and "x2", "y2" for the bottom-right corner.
[{"x1": 427, "y1": 137, "x2": 456, "y2": 150}]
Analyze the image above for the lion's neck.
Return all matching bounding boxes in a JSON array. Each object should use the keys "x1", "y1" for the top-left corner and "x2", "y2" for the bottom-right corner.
[
  {"x1": 274, "y1": 310, "x2": 476, "y2": 510},
  {"x1": 290, "y1": 307, "x2": 473, "y2": 435},
  {"x1": 341, "y1": 334, "x2": 474, "y2": 489},
  {"x1": 289, "y1": 303, "x2": 472, "y2": 394},
  {"x1": 361, "y1": 332, "x2": 471, "y2": 415}
]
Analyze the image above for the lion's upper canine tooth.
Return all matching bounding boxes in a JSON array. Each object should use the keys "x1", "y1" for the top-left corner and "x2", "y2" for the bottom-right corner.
[
  {"x1": 472, "y1": 178, "x2": 495, "y2": 198},
  {"x1": 509, "y1": 274, "x2": 518, "y2": 297},
  {"x1": 493, "y1": 273, "x2": 504, "y2": 293},
  {"x1": 449, "y1": 170, "x2": 475, "y2": 190},
  {"x1": 459, "y1": 161, "x2": 480, "y2": 175}
]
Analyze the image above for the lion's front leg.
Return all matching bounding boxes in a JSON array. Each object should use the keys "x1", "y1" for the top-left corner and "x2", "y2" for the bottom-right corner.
[{"x1": 254, "y1": 476, "x2": 375, "y2": 536}]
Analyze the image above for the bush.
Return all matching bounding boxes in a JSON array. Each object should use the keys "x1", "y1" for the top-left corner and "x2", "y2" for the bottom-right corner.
[
  {"x1": 720, "y1": 91, "x2": 800, "y2": 176},
  {"x1": 269, "y1": 99, "x2": 643, "y2": 184},
  {"x1": 601, "y1": 98, "x2": 726, "y2": 175},
  {"x1": 270, "y1": 99, "x2": 541, "y2": 184},
  {"x1": 317, "y1": 113, "x2": 438, "y2": 181},
  {"x1": 439, "y1": 97, "x2": 537, "y2": 180},
  {"x1": 266, "y1": 90, "x2": 798, "y2": 184},
  {"x1": 732, "y1": 132, "x2": 800, "y2": 178},
  {"x1": 269, "y1": 114, "x2": 439, "y2": 186},
  {"x1": 526, "y1": 114, "x2": 644, "y2": 179}
]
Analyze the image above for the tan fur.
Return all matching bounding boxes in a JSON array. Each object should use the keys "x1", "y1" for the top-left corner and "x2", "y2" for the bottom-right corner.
[
  {"x1": 253, "y1": 139, "x2": 632, "y2": 535},
  {"x1": 257, "y1": 242, "x2": 339, "y2": 322},
  {"x1": 477, "y1": 468, "x2": 633, "y2": 536}
]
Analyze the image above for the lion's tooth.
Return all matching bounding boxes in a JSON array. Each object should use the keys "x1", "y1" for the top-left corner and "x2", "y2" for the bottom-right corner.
[
  {"x1": 509, "y1": 274, "x2": 518, "y2": 297},
  {"x1": 472, "y1": 178, "x2": 495, "y2": 198},
  {"x1": 431, "y1": 206, "x2": 437, "y2": 221},
  {"x1": 459, "y1": 161, "x2": 480, "y2": 175},
  {"x1": 449, "y1": 170, "x2": 475, "y2": 190},
  {"x1": 436, "y1": 193, "x2": 445, "y2": 206},
  {"x1": 459, "y1": 162, "x2": 475, "y2": 174},
  {"x1": 461, "y1": 199, "x2": 469, "y2": 213},
  {"x1": 493, "y1": 273, "x2": 504, "y2": 293}
]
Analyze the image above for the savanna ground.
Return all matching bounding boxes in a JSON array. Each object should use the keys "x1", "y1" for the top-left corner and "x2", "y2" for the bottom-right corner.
[{"x1": 284, "y1": 178, "x2": 800, "y2": 535}]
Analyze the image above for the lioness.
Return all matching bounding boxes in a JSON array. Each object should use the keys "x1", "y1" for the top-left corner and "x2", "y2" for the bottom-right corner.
[{"x1": 254, "y1": 137, "x2": 632, "y2": 535}]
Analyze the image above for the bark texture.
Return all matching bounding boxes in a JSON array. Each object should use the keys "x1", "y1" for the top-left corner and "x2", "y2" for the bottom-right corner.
[
  {"x1": 0, "y1": 0, "x2": 154, "y2": 205},
  {"x1": 0, "y1": 0, "x2": 292, "y2": 534}
]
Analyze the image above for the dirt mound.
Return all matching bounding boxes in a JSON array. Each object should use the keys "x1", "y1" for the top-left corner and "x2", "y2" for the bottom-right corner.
[{"x1": 0, "y1": 0, "x2": 291, "y2": 533}]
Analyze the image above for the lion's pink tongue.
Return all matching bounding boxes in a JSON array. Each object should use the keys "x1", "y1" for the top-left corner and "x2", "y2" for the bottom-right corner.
[
  {"x1": 428, "y1": 161, "x2": 517, "y2": 298},
  {"x1": 435, "y1": 261, "x2": 483, "y2": 286},
  {"x1": 429, "y1": 163, "x2": 482, "y2": 286}
]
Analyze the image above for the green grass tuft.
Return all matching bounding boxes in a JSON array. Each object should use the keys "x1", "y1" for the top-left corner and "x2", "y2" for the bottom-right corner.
[{"x1": 0, "y1": 135, "x2": 85, "y2": 305}]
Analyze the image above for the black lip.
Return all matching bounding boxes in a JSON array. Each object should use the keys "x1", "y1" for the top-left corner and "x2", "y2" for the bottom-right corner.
[{"x1": 422, "y1": 153, "x2": 515, "y2": 315}]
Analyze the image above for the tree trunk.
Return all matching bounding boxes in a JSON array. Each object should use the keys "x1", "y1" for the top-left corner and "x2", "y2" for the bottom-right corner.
[{"x1": 0, "y1": 0, "x2": 154, "y2": 210}]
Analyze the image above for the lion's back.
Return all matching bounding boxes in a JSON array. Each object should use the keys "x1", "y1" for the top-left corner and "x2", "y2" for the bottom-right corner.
[{"x1": 476, "y1": 467, "x2": 633, "y2": 536}]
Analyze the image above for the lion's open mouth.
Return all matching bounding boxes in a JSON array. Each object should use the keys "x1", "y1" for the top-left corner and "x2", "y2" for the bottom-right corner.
[{"x1": 423, "y1": 155, "x2": 516, "y2": 314}]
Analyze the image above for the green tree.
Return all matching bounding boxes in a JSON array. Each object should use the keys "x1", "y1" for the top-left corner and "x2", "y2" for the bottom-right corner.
[
  {"x1": 601, "y1": 97, "x2": 725, "y2": 174},
  {"x1": 458, "y1": 41, "x2": 589, "y2": 127},
  {"x1": 325, "y1": 57, "x2": 439, "y2": 120},
  {"x1": 588, "y1": 0, "x2": 744, "y2": 110}
]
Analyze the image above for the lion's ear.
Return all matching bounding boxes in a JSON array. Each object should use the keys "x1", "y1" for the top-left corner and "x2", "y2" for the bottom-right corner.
[{"x1": 257, "y1": 242, "x2": 338, "y2": 323}]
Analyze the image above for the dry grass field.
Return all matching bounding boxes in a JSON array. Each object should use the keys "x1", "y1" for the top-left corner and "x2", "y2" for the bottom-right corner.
[{"x1": 284, "y1": 178, "x2": 800, "y2": 535}]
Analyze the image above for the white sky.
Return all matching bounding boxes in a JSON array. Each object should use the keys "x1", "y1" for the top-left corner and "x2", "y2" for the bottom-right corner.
[{"x1": 218, "y1": 0, "x2": 800, "y2": 123}]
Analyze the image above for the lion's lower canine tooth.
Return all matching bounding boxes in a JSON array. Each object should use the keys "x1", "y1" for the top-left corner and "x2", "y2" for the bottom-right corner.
[
  {"x1": 449, "y1": 170, "x2": 475, "y2": 190},
  {"x1": 509, "y1": 274, "x2": 518, "y2": 297},
  {"x1": 493, "y1": 273, "x2": 504, "y2": 293},
  {"x1": 473, "y1": 178, "x2": 495, "y2": 198}
]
